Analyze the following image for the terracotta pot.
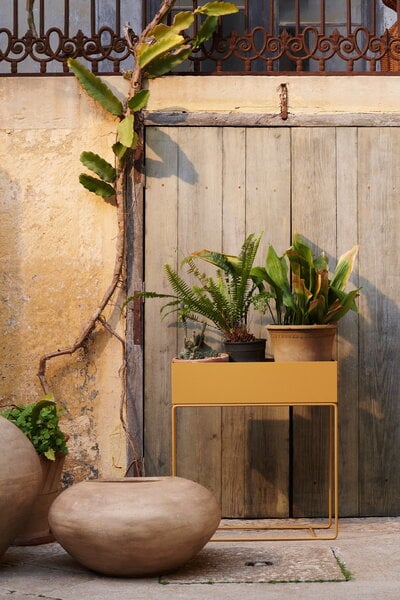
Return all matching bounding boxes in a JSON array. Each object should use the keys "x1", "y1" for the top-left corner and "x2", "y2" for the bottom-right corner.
[
  {"x1": 267, "y1": 324, "x2": 337, "y2": 361},
  {"x1": 13, "y1": 453, "x2": 66, "y2": 546},
  {"x1": 172, "y1": 353, "x2": 229, "y2": 363},
  {"x1": 49, "y1": 476, "x2": 221, "y2": 577},
  {"x1": 224, "y1": 339, "x2": 266, "y2": 362},
  {"x1": 0, "y1": 417, "x2": 42, "y2": 558}
]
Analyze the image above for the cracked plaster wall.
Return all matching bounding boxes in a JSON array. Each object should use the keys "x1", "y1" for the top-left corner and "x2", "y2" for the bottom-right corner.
[{"x1": 0, "y1": 75, "x2": 130, "y2": 484}]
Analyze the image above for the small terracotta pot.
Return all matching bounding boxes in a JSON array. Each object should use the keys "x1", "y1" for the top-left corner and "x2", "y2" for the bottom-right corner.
[
  {"x1": 267, "y1": 324, "x2": 337, "y2": 361},
  {"x1": 49, "y1": 476, "x2": 221, "y2": 577},
  {"x1": 172, "y1": 353, "x2": 229, "y2": 363},
  {"x1": 0, "y1": 417, "x2": 42, "y2": 558}
]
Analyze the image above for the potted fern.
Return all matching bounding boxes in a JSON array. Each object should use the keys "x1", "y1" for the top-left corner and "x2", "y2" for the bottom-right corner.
[
  {"x1": 261, "y1": 233, "x2": 360, "y2": 361},
  {"x1": 1, "y1": 396, "x2": 68, "y2": 545},
  {"x1": 128, "y1": 233, "x2": 268, "y2": 361}
]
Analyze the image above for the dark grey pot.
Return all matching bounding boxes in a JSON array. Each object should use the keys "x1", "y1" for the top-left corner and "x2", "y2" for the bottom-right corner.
[{"x1": 223, "y1": 339, "x2": 266, "y2": 362}]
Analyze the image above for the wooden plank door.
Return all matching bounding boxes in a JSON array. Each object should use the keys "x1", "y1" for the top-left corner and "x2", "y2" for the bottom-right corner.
[{"x1": 142, "y1": 124, "x2": 400, "y2": 518}]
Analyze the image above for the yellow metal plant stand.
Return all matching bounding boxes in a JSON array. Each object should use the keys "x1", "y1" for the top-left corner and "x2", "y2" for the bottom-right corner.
[{"x1": 171, "y1": 361, "x2": 338, "y2": 541}]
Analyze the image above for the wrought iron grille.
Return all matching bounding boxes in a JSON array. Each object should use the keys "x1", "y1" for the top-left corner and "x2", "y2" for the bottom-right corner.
[
  {"x1": 1, "y1": 1, "x2": 400, "y2": 75},
  {"x1": 0, "y1": 0, "x2": 140, "y2": 75}
]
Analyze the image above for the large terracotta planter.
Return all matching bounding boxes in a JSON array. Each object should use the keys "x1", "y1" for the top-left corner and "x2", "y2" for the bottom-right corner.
[
  {"x1": 0, "y1": 417, "x2": 42, "y2": 558},
  {"x1": 14, "y1": 453, "x2": 66, "y2": 546},
  {"x1": 267, "y1": 324, "x2": 337, "y2": 361},
  {"x1": 49, "y1": 476, "x2": 221, "y2": 577}
]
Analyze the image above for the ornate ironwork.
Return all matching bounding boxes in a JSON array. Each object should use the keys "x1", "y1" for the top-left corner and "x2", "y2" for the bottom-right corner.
[
  {"x1": 192, "y1": 25, "x2": 395, "y2": 73},
  {"x1": 0, "y1": 26, "x2": 130, "y2": 74},
  {"x1": 1, "y1": 1, "x2": 400, "y2": 75}
]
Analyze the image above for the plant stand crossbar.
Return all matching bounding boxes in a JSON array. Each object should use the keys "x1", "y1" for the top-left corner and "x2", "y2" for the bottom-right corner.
[{"x1": 171, "y1": 361, "x2": 338, "y2": 542}]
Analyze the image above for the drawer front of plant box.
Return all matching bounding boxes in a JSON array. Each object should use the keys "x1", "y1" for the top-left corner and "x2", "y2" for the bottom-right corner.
[{"x1": 171, "y1": 362, "x2": 337, "y2": 406}]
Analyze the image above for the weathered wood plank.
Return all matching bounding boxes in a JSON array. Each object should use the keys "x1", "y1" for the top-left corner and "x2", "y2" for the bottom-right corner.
[
  {"x1": 144, "y1": 111, "x2": 400, "y2": 128},
  {"x1": 336, "y1": 127, "x2": 360, "y2": 516},
  {"x1": 144, "y1": 127, "x2": 179, "y2": 476},
  {"x1": 175, "y1": 127, "x2": 223, "y2": 503},
  {"x1": 221, "y1": 127, "x2": 247, "y2": 516},
  {"x1": 244, "y1": 128, "x2": 291, "y2": 517},
  {"x1": 291, "y1": 127, "x2": 337, "y2": 517},
  {"x1": 358, "y1": 127, "x2": 400, "y2": 516},
  {"x1": 125, "y1": 152, "x2": 145, "y2": 475}
]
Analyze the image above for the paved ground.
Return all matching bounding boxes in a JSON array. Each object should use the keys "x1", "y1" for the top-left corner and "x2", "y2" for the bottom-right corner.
[{"x1": 0, "y1": 518, "x2": 399, "y2": 600}]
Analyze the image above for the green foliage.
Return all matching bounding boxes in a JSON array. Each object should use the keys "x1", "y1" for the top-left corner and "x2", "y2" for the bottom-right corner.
[
  {"x1": 127, "y1": 89, "x2": 150, "y2": 112},
  {"x1": 117, "y1": 115, "x2": 137, "y2": 148},
  {"x1": 195, "y1": 2, "x2": 239, "y2": 17},
  {"x1": 137, "y1": 32, "x2": 185, "y2": 69},
  {"x1": 79, "y1": 174, "x2": 115, "y2": 198},
  {"x1": 139, "y1": 1, "x2": 238, "y2": 78},
  {"x1": 262, "y1": 233, "x2": 360, "y2": 325},
  {"x1": 1, "y1": 397, "x2": 68, "y2": 460},
  {"x1": 69, "y1": 2, "x2": 238, "y2": 198},
  {"x1": 112, "y1": 142, "x2": 127, "y2": 164},
  {"x1": 80, "y1": 152, "x2": 116, "y2": 183},
  {"x1": 145, "y1": 47, "x2": 192, "y2": 79},
  {"x1": 193, "y1": 16, "x2": 218, "y2": 49},
  {"x1": 170, "y1": 11, "x2": 195, "y2": 32},
  {"x1": 67, "y1": 58, "x2": 123, "y2": 117},
  {"x1": 126, "y1": 233, "x2": 267, "y2": 343}
]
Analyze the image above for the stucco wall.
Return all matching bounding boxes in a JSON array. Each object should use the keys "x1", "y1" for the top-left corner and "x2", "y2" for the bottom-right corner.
[
  {"x1": 0, "y1": 75, "x2": 129, "y2": 483},
  {"x1": 147, "y1": 75, "x2": 400, "y2": 116}
]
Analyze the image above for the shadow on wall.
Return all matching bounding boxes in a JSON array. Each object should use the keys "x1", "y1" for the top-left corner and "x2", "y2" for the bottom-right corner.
[{"x1": 145, "y1": 127, "x2": 198, "y2": 184}]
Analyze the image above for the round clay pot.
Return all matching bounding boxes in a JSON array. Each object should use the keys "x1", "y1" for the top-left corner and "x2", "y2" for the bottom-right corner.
[
  {"x1": 267, "y1": 324, "x2": 337, "y2": 361},
  {"x1": 49, "y1": 476, "x2": 221, "y2": 577},
  {"x1": 0, "y1": 417, "x2": 42, "y2": 558},
  {"x1": 14, "y1": 453, "x2": 66, "y2": 546}
]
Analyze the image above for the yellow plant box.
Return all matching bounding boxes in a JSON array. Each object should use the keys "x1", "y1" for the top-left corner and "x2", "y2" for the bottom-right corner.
[{"x1": 171, "y1": 361, "x2": 337, "y2": 406}]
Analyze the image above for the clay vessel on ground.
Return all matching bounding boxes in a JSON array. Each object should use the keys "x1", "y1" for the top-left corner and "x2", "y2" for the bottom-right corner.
[
  {"x1": 49, "y1": 476, "x2": 221, "y2": 577},
  {"x1": 13, "y1": 453, "x2": 66, "y2": 545},
  {"x1": 0, "y1": 416, "x2": 42, "y2": 558}
]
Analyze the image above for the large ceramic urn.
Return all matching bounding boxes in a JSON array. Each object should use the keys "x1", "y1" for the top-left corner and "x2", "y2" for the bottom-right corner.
[
  {"x1": 49, "y1": 476, "x2": 221, "y2": 577},
  {"x1": 0, "y1": 416, "x2": 42, "y2": 558}
]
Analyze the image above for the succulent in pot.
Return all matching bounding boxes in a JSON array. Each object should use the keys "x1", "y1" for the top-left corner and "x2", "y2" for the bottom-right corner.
[
  {"x1": 175, "y1": 322, "x2": 229, "y2": 362},
  {"x1": 260, "y1": 233, "x2": 360, "y2": 361},
  {"x1": 126, "y1": 233, "x2": 268, "y2": 361}
]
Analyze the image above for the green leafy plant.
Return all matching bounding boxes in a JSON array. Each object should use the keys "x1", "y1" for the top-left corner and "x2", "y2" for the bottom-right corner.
[
  {"x1": 1, "y1": 396, "x2": 68, "y2": 461},
  {"x1": 66, "y1": 2, "x2": 239, "y2": 202},
  {"x1": 127, "y1": 233, "x2": 267, "y2": 343},
  {"x1": 262, "y1": 233, "x2": 360, "y2": 325}
]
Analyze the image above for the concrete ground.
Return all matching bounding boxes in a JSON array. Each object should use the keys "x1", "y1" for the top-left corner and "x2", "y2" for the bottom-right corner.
[{"x1": 0, "y1": 518, "x2": 399, "y2": 600}]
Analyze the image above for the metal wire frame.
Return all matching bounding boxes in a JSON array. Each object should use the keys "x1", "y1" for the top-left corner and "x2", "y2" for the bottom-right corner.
[
  {"x1": 170, "y1": 361, "x2": 339, "y2": 541},
  {"x1": 1, "y1": 1, "x2": 400, "y2": 75}
]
